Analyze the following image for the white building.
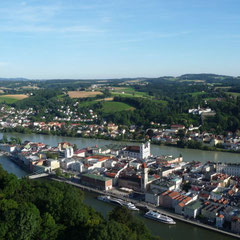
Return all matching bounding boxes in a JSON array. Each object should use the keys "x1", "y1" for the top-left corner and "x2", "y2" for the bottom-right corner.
[
  {"x1": 46, "y1": 159, "x2": 60, "y2": 170},
  {"x1": 216, "y1": 163, "x2": 240, "y2": 177},
  {"x1": 123, "y1": 142, "x2": 150, "y2": 160},
  {"x1": 141, "y1": 163, "x2": 148, "y2": 192},
  {"x1": 140, "y1": 142, "x2": 150, "y2": 160},
  {"x1": 65, "y1": 147, "x2": 74, "y2": 158},
  {"x1": 188, "y1": 105, "x2": 214, "y2": 115}
]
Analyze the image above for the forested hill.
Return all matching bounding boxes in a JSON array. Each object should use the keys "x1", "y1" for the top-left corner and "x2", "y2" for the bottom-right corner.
[{"x1": 0, "y1": 165, "x2": 161, "y2": 240}]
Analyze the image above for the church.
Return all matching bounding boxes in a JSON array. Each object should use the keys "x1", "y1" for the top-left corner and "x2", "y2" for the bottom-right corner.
[{"x1": 122, "y1": 142, "x2": 150, "y2": 160}]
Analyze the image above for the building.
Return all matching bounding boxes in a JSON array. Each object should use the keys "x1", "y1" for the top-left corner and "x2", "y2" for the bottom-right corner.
[
  {"x1": 140, "y1": 142, "x2": 150, "y2": 160},
  {"x1": 156, "y1": 155, "x2": 183, "y2": 166},
  {"x1": 141, "y1": 163, "x2": 148, "y2": 192},
  {"x1": 118, "y1": 176, "x2": 141, "y2": 191},
  {"x1": 217, "y1": 163, "x2": 240, "y2": 177},
  {"x1": 145, "y1": 190, "x2": 162, "y2": 206},
  {"x1": 0, "y1": 144, "x2": 16, "y2": 153},
  {"x1": 184, "y1": 200, "x2": 203, "y2": 219},
  {"x1": 216, "y1": 214, "x2": 225, "y2": 228},
  {"x1": 46, "y1": 159, "x2": 60, "y2": 170},
  {"x1": 201, "y1": 202, "x2": 223, "y2": 221},
  {"x1": 81, "y1": 173, "x2": 112, "y2": 191},
  {"x1": 65, "y1": 147, "x2": 74, "y2": 158},
  {"x1": 188, "y1": 106, "x2": 214, "y2": 116},
  {"x1": 123, "y1": 142, "x2": 150, "y2": 160},
  {"x1": 58, "y1": 142, "x2": 72, "y2": 151},
  {"x1": 231, "y1": 217, "x2": 240, "y2": 233},
  {"x1": 150, "y1": 179, "x2": 176, "y2": 192}
]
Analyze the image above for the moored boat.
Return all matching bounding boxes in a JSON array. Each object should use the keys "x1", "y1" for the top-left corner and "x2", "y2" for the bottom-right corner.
[
  {"x1": 144, "y1": 210, "x2": 176, "y2": 225},
  {"x1": 97, "y1": 195, "x2": 139, "y2": 211},
  {"x1": 97, "y1": 195, "x2": 111, "y2": 202}
]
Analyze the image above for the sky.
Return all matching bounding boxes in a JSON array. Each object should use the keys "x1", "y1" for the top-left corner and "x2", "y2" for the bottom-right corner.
[{"x1": 0, "y1": 0, "x2": 240, "y2": 79}]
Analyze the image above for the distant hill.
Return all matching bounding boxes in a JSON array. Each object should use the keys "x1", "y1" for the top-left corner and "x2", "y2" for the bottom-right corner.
[
  {"x1": 0, "y1": 78, "x2": 30, "y2": 81},
  {"x1": 179, "y1": 73, "x2": 229, "y2": 80},
  {"x1": 0, "y1": 74, "x2": 238, "y2": 83}
]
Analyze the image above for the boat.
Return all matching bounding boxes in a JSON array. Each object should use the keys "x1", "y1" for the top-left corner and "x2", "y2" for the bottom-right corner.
[
  {"x1": 97, "y1": 195, "x2": 111, "y2": 202},
  {"x1": 97, "y1": 195, "x2": 139, "y2": 211},
  {"x1": 123, "y1": 202, "x2": 139, "y2": 211},
  {"x1": 144, "y1": 210, "x2": 176, "y2": 225}
]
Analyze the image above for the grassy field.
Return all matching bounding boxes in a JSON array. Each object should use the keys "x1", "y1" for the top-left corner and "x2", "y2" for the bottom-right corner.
[
  {"x1": 226, "y1": 92, "x2": 240, "y2": 98},
  {"x1": 78, "y1": 100, "x2": 98, "y2": 107},
  {"x1": 0, "y1": 94, "x2": 28, "y2": 104},
  {"x1": 180, "y1": 80, "x2": 205, "y2": 83},
  {"x1": 111, "y1": 87, "x2": 150, "y2": 98},
  {"x1": 68, "y1": 91, "x2": 103, "y2": 98},
  {"x1": 102, "y1": 101, "x2": 135, "y2": 113}
]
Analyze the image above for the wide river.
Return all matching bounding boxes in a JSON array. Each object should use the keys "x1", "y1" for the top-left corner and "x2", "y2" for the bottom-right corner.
[{"x1": 0, "y1": 132, "x2": 239, "y2": 240}]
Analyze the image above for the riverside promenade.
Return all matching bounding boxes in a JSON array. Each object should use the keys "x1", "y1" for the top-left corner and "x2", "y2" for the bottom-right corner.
[{"x1": 47, "y1": 176, "x2": 240, "y2": 239}]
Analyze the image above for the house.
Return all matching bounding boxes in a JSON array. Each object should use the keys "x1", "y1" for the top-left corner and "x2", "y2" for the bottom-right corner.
[
  {"x1": 150, "y1": 179, "x2": 176, "y2": 192},
  {"x1": 231, "y1": 217, "x2": 240, "y2": 233},
  {"x1": 74, "y1": 149, "x2": 87, "y2": 157},
  {"x1": 58, "y1": 142, "x2": 72, "y2": 151},
  {"x1": 145, "y1": 189, "x2": 163, "y2": 206},
  {"x1": 156, "y1": 155, "x2": 183, "y2": 166},
  {"x1": 217, "y1": 163, "x2": 240, "y2": 177},
  {"x1": 0, "y1": 144, "x2": 16, "y2": 153},
  {"x1": 201, "y1": 202, "x2": 223, "y2": 221},
  {"x1": 171, "y1": 125, "x2": 185, "y2": 131},
  {"x1": 81, "y1": 173, "x2": 112, "y2": 191},
  {"x1": 175, "y1": 196, "x2": 194, "y2": 215},
  {"x1": 216, "y1": 214, "x2": 225, "y2": 228},
  {"x1": 107, "y1": 123, "x2": 118, "y2": 132},
  {"x1": 158, "y1": 191, "x2": 179, "y2": 208},
  {"x1": 46, "y1": 159, "x2": 60, "y2": 170},
  {"x1": 184, "y1": 200, "x2": 203, "y2": 219}
]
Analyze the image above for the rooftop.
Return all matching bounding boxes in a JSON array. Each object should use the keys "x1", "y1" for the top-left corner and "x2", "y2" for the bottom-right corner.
[
  {"x1": 82, "y1": 173, "x2": 111, "y2": 182},
  {"x1": 186, "y1": 200, "x2": 203, "y2": 210}
]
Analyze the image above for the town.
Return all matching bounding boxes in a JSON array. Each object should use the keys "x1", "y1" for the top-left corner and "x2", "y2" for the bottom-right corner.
[
  {"x1": 1, "y1": 103, "x2": 240, "y2": 152},
  {"x1": 1, "y1": 139, "x2": 240, "y2": 236}
]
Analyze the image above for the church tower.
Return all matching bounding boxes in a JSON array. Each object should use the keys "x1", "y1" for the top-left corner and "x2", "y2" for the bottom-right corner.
[
  {"x1": 140, "y1": 141, "x2": 150, "y2": 160},
  {"x1": 141, "y1": 162, "x2": 148, "y2": 192}
]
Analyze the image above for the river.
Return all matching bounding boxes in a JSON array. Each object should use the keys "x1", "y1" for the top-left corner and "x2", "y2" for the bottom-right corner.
[
  {"x1": 0, "y1": 132, "x2": 239, "y2": 164},
  {"x1": 0, "y1": 132, "x2": 239, "y2": 240}
]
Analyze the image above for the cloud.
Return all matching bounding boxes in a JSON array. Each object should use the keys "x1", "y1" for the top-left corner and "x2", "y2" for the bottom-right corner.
[
  {"x1": 0, "y1": 4, "x2": 61, "y2": 23},
  {"x1": 0, "y1": 24, "x2": 105, "y2": 34},
  {"x1": 0, "y1": 2, "x2": 106, "y2": 35},
  {"x1": 112, "y1": 31, "x2": 191, "y2": 44}
]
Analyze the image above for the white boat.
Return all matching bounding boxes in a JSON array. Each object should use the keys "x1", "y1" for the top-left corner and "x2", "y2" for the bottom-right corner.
[
  {"x1": 144, "y1": 210, "x2": 176, "y2": 225},
  {"x1": 97, "y1": 195, "x2": 139, "y2": 211},
  {"x1": 123, "y1": 202, "x2": 139, "y2": 211},
  {"x1": 97, "y1": 195, "x2": 111, "y2": 202}
]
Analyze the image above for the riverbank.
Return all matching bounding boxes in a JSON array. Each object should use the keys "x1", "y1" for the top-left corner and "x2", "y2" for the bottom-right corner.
[
  {"x1": 47, "y1": 176, "x2": 240, "y2": 239},
  {"x1": 1, "y1": 132, "x2": 240, "y2": 164},
  {"x1": 1, "y1": 129, "x2": 240, "y2": 154}
]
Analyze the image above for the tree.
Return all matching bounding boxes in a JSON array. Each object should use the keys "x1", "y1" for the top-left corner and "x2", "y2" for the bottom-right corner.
[{"x1": 40, "y1": 212, "x2": 62, "y2": 240}]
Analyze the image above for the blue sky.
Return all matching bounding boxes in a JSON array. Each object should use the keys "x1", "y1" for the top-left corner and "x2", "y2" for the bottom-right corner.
[{"x1": 0, "y1": 0, "x2": 240, "y2": 79}]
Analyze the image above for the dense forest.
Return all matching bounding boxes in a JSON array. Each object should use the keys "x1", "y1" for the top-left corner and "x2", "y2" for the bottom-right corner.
[{"x1": 0, "y1": 165, "x2": 160, "y2": 240}]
